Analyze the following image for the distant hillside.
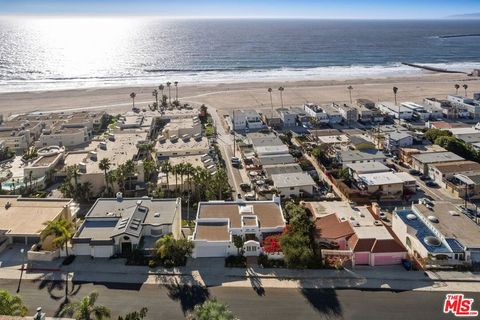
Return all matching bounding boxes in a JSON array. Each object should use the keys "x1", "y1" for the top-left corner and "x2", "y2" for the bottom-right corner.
[{"x1": 446, "y1": 12, "x2": 480, "y2": 19}]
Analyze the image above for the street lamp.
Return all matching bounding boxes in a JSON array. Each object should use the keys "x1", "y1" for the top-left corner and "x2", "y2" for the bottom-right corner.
[{"x1": 16, "y1": 248, "x2": 25, "y2": 293}]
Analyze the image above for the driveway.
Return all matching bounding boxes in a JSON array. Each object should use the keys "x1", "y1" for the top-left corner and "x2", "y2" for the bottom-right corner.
[{"x1": 0, "y1": 243, "x2": 29, "y2": 268}]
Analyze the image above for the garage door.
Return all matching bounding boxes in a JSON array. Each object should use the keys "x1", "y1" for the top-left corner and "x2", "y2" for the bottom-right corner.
[
  {"x1": 373, "y1": 253, "x2": 403, "y2": 266},
  {"x1": 74, "y1": 243, "x2": 91, "y2": 256},
  {"x1": 194, "y1": 244, "x2": 227, "y2": 258},
  {"x1": 92, "y1": 246, "x2": 113, "y2": 258},
  {"x1": 355, "y1": 252, "x2": 370, "y2": 265}
]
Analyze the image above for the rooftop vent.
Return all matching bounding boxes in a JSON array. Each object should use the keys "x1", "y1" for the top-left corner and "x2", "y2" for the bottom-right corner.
[
  {"x1": 427, "y1": 215, "x2": 439, "y2": 223},
  {"x1": 116, "y1": 192, "x2": 123, "y2": 202},
  {"x1": 154, "y1": 212, "x2": 160, "y2": 218},
  {"x1": 406, "y1": 213, "x2": 417, "y2": 220},
  {"x1": 136, "y1": 200, "x2": 142, "y2": 206},
  {"x1": 424, "y1": 236, "x2": 442, "y2": 247}
]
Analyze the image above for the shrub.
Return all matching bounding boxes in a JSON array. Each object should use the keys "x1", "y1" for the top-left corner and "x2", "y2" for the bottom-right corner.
[
  {"x1": 62, "y1": 255, "x2": 76, "y2": 266},
  {"x1": 148, "y1": 259, "x2": 158, "y2": 268},
  {"x1": 126, "y1": 249, "x2": 148, "y2": 266},
  {"x1": 258, "y1": 254, "x2": 284, "y2": 268},
  {"x1": 225, "y1": 255, "x2": 246, "y2": 268}
]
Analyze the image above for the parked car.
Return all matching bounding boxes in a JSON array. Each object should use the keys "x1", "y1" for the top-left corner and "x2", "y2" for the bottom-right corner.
[
  {"x1": 426, "y1": 181, "x2": 438, "y2": 188},
  {"x1": 420, "y1": 197, "x2": 434, "y2": 207},
  {"x1": 240, "y1": 183, "x2": 251, "y2": 192},
  {"x1": 408, "y1": 169, "x2": 421, "y2": 176}
]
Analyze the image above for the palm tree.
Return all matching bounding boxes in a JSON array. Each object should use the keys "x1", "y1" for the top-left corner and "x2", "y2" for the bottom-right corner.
[
  {"x1": 392, "y1": 86, "x2": 398, "y2": 105},
  {"x1": 166, "y1": 82, "x2": 172, "y2": 105},
  {"x1": 267, "y1": 87, "x2": 274, "y2": 119},
  {"x1": 98, "y1": 158, "x2": 111, "y2": 195},
  {"x1": 455, "y1": 83, "x2": 460, "y2": 95},
  {"x1": 347, "y1": 85, "x2": 354, "y2": 104},
  {"x1": 191, "y1": 299, "x2": 235, "y2": 320},
  {"x1": 183, "y1": 162, "x2": 195, "y2": 193},
  {"x1": 123, "y1": 160, "x2": 136, "y2": 192},
  {"x1": 130, "y1": 92, "x2": 136, "y2": 110},
  {"x1": 171, "y1": 164, "x2": 179, "y2": 194},
  {"x1": 142, "y1": 159, "x2": 156, "y2": 181},
  {"x1": 67, "y1": 165, "x2": 80, "y2": 193},
  {"x1": 115, "y1": 164, "x2": 126, "y2": 193},
  {"x1": 152, "y1": 89, "x2": 159, "y2": 110},
  {"x1": 0, "y1": 289, "x2": 28, "y2": 316},
  {"x1": 176, "y1": 163, "x2": 186, "y2": 193},
  {"x1": 278, "y1": 86, "x2": 285, "y2": 108},
  {"x1": 161, "y1": 160, "x2": 172, "y2": 189},
  {"x1": 463, "y1": 84, "x2": 469, "y2": 97},
  {"x1": 158, "y1": 84, "x2": 165, "y2": 97},
  {"x1": 81, "y1": 181, "x2": 93, "y2": 202},
  {"x1": 174, "y1": 81, "x2": 179, "y2": 102},
  {"x1": 106, "y1": 171, "x2": 116, "y2": 194},
  {"x1": 40, "y1": 219, "x2": 75, "y2": 256},
  {"x1": 193, "y1": 166, "x2": 210, "y2": 201},
  {"x1": 393, "y1": 86, "x2": 399, "y2": 123},
  {"x1": 60, "y1": 291, "x2": 111, "y2": 320}
]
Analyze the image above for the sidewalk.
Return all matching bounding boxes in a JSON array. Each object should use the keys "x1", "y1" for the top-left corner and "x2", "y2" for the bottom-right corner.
[{"x1": 1, "y1": 257, "x2": 480, "y2": 293}]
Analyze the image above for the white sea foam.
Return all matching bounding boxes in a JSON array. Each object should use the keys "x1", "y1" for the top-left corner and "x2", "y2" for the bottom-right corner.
[{"x1": 1, "y1": 62, "x2": 479, "y2": 93}]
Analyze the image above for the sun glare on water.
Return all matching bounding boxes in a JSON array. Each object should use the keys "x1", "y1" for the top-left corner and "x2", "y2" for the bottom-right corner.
[{"x1": 24, "y1": 17, "x2": 140, "y2": 79}]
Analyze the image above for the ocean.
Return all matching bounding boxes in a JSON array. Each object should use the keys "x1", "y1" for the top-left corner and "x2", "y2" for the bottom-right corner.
[{"x1": 1, "y1": 17, "x2": 480, "y2": 92}]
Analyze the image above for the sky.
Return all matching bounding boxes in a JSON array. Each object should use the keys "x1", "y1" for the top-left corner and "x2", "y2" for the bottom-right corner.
[{"x1": 0, "y1": 0, "x2": 479, "y2": 19}]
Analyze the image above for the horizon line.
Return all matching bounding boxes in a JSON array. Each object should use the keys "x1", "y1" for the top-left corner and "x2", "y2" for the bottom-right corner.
[{"x1": 0, "y1": 14, "x2": 477, "y2": 20}]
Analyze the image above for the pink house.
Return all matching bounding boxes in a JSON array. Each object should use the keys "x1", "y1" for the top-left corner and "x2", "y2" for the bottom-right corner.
[
  {"x1": 314, "y1": 214, "x2": 354, "y2": 250},
  {"x1": 348, "y1": 233, "x2": 406, "y2": 266},
  {"x1": 309, "y1": 201, "x2": 406, "y2": 267}
]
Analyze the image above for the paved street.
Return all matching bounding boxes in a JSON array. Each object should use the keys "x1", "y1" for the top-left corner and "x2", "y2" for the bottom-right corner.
[{"x1": 3, "y1": 279, "x2": 479, "y2": 320}]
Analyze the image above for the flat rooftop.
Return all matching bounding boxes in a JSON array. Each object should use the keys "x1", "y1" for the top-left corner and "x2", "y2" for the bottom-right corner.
[
  {"x1": 310, "y1": 201, "x2": 393, "y2": 240},
  {"x1": 0, "y1": 197, "x2": 71, "y2": 236},
  {"x1": 271, "y1": 172, "x2": 316, "y2": 188},
  {"x1": 156, "y1": 137, "x2": 209, "y2": 154},
  {"x1": 431, "y1": 161, "x2": 480, "y2": 175},
  {"x1": 358, "y1": 172, "x2": 404, "y2": 186},
  {"x1": 197, "y1": 201, "x2": 285, "y2": 229},
  {"x1": 318, "y1": 135, "x2": 349, "y2": 144},
  {"x1": 412, "y1": 151, "x2": 464, "y2": 164},
  {"x1": 413, "y1": 202, "x2": 480, "y2": 249},
  {"x1": 64, "y1": 131, "x2": 147, "y2": 173},
  {"x1": 195, "y1": 222, "x2": 230, "y2": 241},
  {"x1": 337, "y1": 149, "x2": 386, "y2": 162},
  {"x1": 264, "y1": 164, "x2": 302, "y2": 177},
  {"x1": 346, "y1": 162, "x2": 390, "y2": 173},
  {"x1": 30, "y1": 153, "x2": 61, "y2": 167}
]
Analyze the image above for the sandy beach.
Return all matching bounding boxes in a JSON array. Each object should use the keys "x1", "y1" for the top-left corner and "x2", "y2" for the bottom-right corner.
[{"x1": 0, "y1": 73, "x2": 479, "y2": 116}]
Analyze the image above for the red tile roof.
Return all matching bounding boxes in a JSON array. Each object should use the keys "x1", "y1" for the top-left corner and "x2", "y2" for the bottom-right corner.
[
  {"x1": 348, "y1": 233, "x2": 406, "y2": 253},
  {"x1": 314, "y1": 214, "x2": 354, "y2": 240}
]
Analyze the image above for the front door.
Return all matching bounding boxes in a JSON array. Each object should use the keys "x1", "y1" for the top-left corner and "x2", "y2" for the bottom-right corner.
[
  {"x1": 121, "y1": 242, "x2": 132, "y2": 257},
  {"x1": 245, "y1": 233, "x2": 256, "y2": 241}
]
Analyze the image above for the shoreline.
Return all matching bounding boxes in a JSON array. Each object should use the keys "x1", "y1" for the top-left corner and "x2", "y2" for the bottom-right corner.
[{"x1": 0, "y1": 73, "x2": 479, "y2": 116}]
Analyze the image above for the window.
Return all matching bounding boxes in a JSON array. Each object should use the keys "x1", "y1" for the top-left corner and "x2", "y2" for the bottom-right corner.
[{"x1": 290, "y1": 187, "x2": 295, "y2": 190}]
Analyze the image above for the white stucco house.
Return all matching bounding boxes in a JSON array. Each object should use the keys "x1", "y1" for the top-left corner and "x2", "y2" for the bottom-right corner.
[{"x1": 190, "y1": 197, "x2": 286, "y2": 258}]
